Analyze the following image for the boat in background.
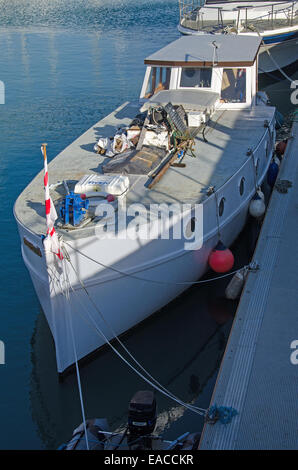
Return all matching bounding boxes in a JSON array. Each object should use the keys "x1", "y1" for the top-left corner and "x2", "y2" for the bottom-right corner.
[{"x1": 178, "y1": 1, "x2": 298, "y2": 73}]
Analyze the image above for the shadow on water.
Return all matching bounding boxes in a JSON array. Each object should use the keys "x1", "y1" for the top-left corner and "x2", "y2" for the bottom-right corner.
[{"x1": 29, "y1": 215, "x2": 260, "y2": 449}]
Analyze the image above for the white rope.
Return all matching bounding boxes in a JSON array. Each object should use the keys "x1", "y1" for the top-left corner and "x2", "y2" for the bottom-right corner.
[
  {"x1": 67, "y1": 310, "x2": 90, "y2": 450},
  {"x1": 66, "y1": 275, "x2": 206, "y2": 417},
  {"x1": 61, "y1": 254, "x2": 208, "y2": 417},
  {"x1": 64, "y1": 257, "x2": 207, "y2": 415},
  {"x1": 262, "y1": 41, "x2": 293, "y2": 83},
  {"x1": 249, "y1": 24, "x2": 294, "y2": 83},
  {"x1": 63, "y1": 241, "x2": 250, "y2": 286},
  {"x1": 59, "y1": 261, "x2": 90, "y2": 450}
]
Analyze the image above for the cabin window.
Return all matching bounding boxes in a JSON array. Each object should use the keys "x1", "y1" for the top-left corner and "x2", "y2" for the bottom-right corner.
[
  {"x1": 265, "y1": 140, "x2": 269, "y2": 158},
  {"x1": 221, "y1": 68, "x2": 246, "y2": 103},
  {"x1": 144, "y1": 67, "x2": 171, "y2": 99},
  {"x1": 185, "y1": 216, "x2": 197, "y2": 239},
  {"x1": 180, "y1": 67, "x2": 212, "y2": 88},
  {"x1": 190, "y1": 217, "x2": 196, "y2": 233}
]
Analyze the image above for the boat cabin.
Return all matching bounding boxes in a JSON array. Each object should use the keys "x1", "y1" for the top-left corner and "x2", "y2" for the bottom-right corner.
[{"x1": 140, "y1": 35, "x2": 261, "y2": 117}]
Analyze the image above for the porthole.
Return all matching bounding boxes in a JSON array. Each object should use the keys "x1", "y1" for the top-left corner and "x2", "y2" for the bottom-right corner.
[
  {"x1": 185, "y1": 216, "x2": 197, "y2": 238},
  {"x1": 218, "y1": 197, "x2": 225, "y2": 217},
  {"x1": 255, "y1": 158, "x2": 260, "y2": 175},
  {"x1": 264, "y1": 140, "x2": 269, "y2": 158},
  {"x1": 239, "y1": 177, "x2": 245, "y2": 196}
]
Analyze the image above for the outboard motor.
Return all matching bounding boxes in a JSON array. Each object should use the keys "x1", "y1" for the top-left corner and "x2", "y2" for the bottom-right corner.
[{"x1": 127, "y1": 390, "x2": 157, "y2": 449}]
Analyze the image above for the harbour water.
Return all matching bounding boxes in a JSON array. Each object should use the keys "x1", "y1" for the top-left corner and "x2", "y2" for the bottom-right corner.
[{"x1": 0, "y1": 0, "x2": 297, "y2": 449}]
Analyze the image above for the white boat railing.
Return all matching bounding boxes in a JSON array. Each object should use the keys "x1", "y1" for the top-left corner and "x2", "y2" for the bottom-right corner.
[{"x1": 179, "y1": 1, "x2": 298, "y2": 33}]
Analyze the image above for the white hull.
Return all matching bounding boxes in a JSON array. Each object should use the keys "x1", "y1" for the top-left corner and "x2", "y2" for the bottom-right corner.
[
  {"x1": 17, "y1": 213, "x2": 244, "y2": 373},
  {"x1": 15, "y1": 132, "x2": 273, "y2": 373},
  {"x1": 14, "y1": 32, "x2": 276, "y2": 374}
]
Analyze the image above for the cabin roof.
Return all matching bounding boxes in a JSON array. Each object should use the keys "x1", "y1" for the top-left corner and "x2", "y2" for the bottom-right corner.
[{"x1": 144, "y1": 35, "x2": 261, "y2": 67}]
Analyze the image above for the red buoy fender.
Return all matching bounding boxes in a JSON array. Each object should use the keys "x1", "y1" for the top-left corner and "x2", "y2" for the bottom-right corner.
[{"x1": 208, "y1": 241, "x2": 234, "y2": 273}]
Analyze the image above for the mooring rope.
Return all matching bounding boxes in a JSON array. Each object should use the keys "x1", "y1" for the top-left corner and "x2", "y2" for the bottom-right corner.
[
  {"x1": 61, "y1": 253, "x2": 208, "y2": 417},
  {"x1": 63, "y1": 240, "x2": 252, "y2": 286},
  {"x1": 247, "y1": 24, "x2": 294, "y2": 83},
  {"x1": 47, "y1": 259, "x2": 90, "y2": 450},
  {"x1": 45, "y1": 245, "x2": 239, "y2": 426}
]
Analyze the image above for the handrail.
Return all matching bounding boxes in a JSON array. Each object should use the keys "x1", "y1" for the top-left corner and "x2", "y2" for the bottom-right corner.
[
  {"x1": 179, "y1": 0, "x2": 298, "y2": 32},
  {"x1": 202, "y1": 1, "x2": 297, "y2": 9},
  {"x1": 179, "y1": 1, "x2": 298, "y2": 16}
]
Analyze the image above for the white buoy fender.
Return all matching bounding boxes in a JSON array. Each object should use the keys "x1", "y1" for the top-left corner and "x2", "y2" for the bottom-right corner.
[
  {"x1": 225, "y1": 269, "x2": 248, "y2": 300},
  {"x1": 249, "y1": 193, "x2": 266, "y2": 218}
]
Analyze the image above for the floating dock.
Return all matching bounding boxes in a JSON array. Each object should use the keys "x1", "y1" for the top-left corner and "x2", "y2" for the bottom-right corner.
[{"x1": 199, "y1": 121, "x2": 298, "y2": 450}]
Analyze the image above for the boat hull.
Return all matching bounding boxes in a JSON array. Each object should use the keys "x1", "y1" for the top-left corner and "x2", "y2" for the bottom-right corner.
[
  {"x1": 17, "y1": 209, "x2": 246, "y2": 373},
  {"x1": 14, "y1": 83, "x2": 276, "y2": 374},
  {"x1": 15, "y1": 124, "x2": 274, "y2": 374}
]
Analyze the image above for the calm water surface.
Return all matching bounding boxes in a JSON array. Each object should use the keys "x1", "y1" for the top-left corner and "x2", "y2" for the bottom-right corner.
[{"x1": 0, "y1": 0, "x2": 296, "y2": 449}]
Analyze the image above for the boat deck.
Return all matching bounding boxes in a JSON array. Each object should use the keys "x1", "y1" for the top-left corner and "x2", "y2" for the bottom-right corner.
[
  {"x1": 199, "y1": 121, "x2": 298, "y2": 450},
  {"x1": 14, "y1": 100, "x2": 274, "y2": 237}
]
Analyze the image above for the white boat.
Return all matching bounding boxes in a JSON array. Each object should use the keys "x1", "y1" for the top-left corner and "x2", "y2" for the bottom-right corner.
[
  {"x1": 14, "y1": 34, "x2": 276, "y2": 374},
  {"x1": 178, "y1": 0, "x2": 298, "y2": 73}
]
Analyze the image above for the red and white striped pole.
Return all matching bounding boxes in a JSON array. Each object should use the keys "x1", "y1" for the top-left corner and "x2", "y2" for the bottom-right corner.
[{"x1": 41, "y1": 143, "x2": 63, "y2": 260}]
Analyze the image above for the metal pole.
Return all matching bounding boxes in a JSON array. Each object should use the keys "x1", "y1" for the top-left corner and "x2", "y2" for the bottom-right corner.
[{"x1": 236, "y1": 7, "x2": 240, "y2": 32}]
